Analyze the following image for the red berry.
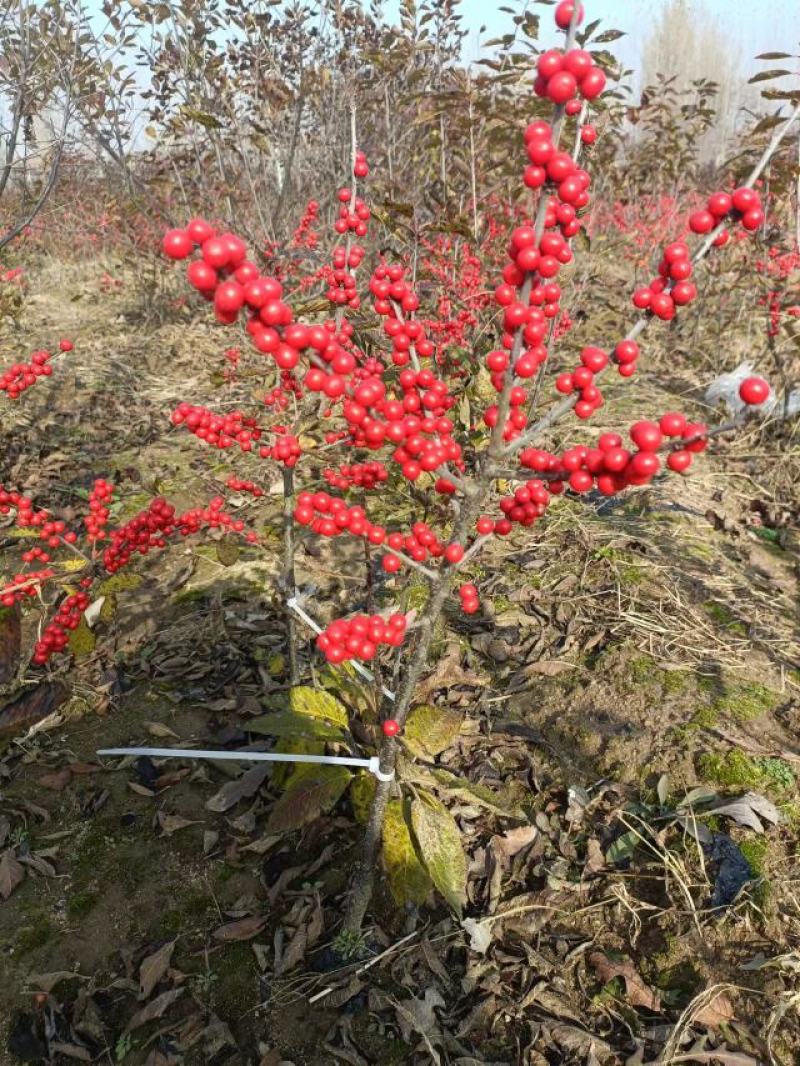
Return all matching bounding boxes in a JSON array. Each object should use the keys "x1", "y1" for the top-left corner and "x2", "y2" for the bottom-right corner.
[
  {"x1": 707, "y1": 192, "x2": 733, "y2": 217},
  {"x1": 689, "y1": 210, "x2": 715, "y2": 235},
  {"x1": 660, "y1": 412, "x2": 687, "y2": 437},
  {"x1": 382, "y1": 719, "x2": 400, "y2": 737},
  {"x1": 547, "y1": 72, "x2": 578, "y2": 105},
  {"x1": 580, "y1": 67, "x2": 606, "y2": 100},
  {"x1": 630, "y1": 421, "x2": 663, "y2": 452},
  {"x1": 739, "y1": 376, "x2": 770, "y2": 405},
  {"x1": 667, "y1": 450, "x2": 693, "y2": 473},
  {"x1": 162, "y1": 228, "x2": 193, "y2": 259},
  {"x1": 445, "y1": 543, "x2": 465, "y2": 564},
  {"x1": 555, "y1": 1, "x2": 584, "y2": 28},
  {"x1": 732, "y1": 187, "x2": 759, "y2": 214}
]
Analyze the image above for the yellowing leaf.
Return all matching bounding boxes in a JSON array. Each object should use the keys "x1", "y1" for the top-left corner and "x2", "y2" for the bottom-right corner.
[
  {"x1": 68, "y1": 619, "x2": 96, "y2": 659},
  {"x1": 411, "y1": 791, "x2": 467, "y2": 916},
  {"x1": 59, "y1": 558, "x2": 88, "y2": 573},
  {"x1": 289, "y1": 685, "x2": 348, "y2": 728},
  {"x1": 431, "y1": 768, "x2": 526, "y2": 818},
  {"x1": 382, "y1": 799, "x2": 432, "y2": 905},
  {"x1": 266, "y1": 764, "x2": 351, "y2": 833},
  {"x1": 349, "y1": 772, "x2": 377, "y2": 825},
  {"x1": 269, "y1": 735, "x2": 324, "y2": 790},
  {"x1": 404, "y1": 704, "x2": 463, "y2": 758},
  {"x1": 216, "y1": 537, "x2": 240, "y2": 566}
]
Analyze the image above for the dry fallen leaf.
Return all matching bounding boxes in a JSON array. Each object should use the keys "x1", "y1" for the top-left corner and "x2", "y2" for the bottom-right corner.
[
  {"x1": 206, "y1": 763, "x2": 270, "y2": 813},
  {"x1": 145, "y1": 721, "x2": 180, "y2": 740},
  {"x1": 154, "y1": 769, "x2": 191, "y2": 790},
  {"x1": 212, "y1": 914, "x2": 267, "y2": 942},
  {"x1": 0, "y1": 849, "x2": 25, "y2": 900},
  {"x1": 38, "y1": 768, "x2": 73, "y2": 792},
  {"x1": 490, "y1": 825, "x2": 538, "y2": 861},
  {"x1": 139, "y1": 939, "x2": 177, "y2": 1000},
  {"x1": 589, "y1": 952, "x2": 661, "y2": 1012},
  {"x1": 693, "y1": 989, "x2": 736, "y2": 1028},
  {"x1": 157, "y1": 812, "x2": 201, "y2": 836},
  {"x1": 125, "y1": 988, "x2": 184, "y2": 1032},
  {"x1": 525, "y1": 660, "x2": 574, "y2": 676}
]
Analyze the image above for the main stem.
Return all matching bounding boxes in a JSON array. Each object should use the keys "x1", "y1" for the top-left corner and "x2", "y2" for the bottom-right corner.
[
  {"x1": 341, "y1": 485, "x2": 487, "y2": 935},
  {"x1": 341, "y1": 9, "x2": 582, "y2": 939}
]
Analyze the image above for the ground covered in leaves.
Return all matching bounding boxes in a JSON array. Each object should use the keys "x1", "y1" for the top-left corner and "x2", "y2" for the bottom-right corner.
[{"x1": 1, "y1": 256, "x2": 799, "y2": 1065}]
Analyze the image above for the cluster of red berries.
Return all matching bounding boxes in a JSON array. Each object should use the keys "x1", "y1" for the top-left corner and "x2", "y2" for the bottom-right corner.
[
  {"x1": 291, "y1": 199, "x2": 320, "y2": 250},
  {"x1": 632, "y1": 240, "x2": 697, "y2": 320},
  {"x1": 20, "y1": 545, "x2": 51, "y2": 565},
  {"x1": 561, "y1": 417, "x2": 709, "y2": 492},
  {"x1": 294, "y1": 492, "x2": 386, "y2": 543},
  {"x1": 459, "y1": 583, "x2": 480, "y2": 615},
  {"x1": 333, "y1": 186, "x2": 371, "y2": 238},
  {"x1": 102, "y1": 498, "x2": 181, "y2": 573},
  {"x1": 0, "y1": 568, "x2": 54, "y2": 608},
  {"x1": 369, "y1": 263, "x2": 421, "y2": 314},
  {"x1": 0, "y1": 488, "x2": 77, "y2": 552},
  {"x1": 316, "y1": 611, "x2": 407, "y2": 664},
  {"x1": 533, "y1": 48, "x2": 606, "y2": 106},
  {"x1": 308, "y1": 365, "x2": 462, "y2": 484},
  {"x1": 551, "y1": 345, "x2": 606, "y2": 416},
  {"x1": 31, "y1": 592, "x2": 91, "y2": 665},
  {"x1": 522, "y1": 120, "x2": 591, "y2": 207},
  {"x1": 103, "y1": 496, "x2": 253, "y2": 574},
  {"x1": 498, "y1": 481, "x2": 553, "y2": 530},
  {"x1": 368, "y1": 264, "x2": 435, "y2": 366},
  {"x1": 226, "y1": 476, "x2": 264, "y2": 497},
  {"x1": 326, "y1": 244, "x2": 365, "y2": 308},
  {"x1": 0, "y1": 341, "x2": 71, "y2": 399},
  {"x1": 381, "y1": 522, "x2": 458, "y2": 573},
  {"x1": 323, "y1": 461, "x2": 389, "y2": 491},
  {"x1": 171, "y1": 403, "x2": 262, "y2": 452},
  {"x1": 163, "y1": 221, "x2": 315, "y2": 377},
  {"x1": 259, "y1": 430, "x2": 302, "y2": 467},
  {"x1": 264, "y1": 372, "x2": 303, "y2": 410},
  {"x1": 353, "y1": 150, "x2": 369, "y2": 179},
  {"x1": 86, "y1": 479, "x2": 114, "y2": 542},
  {"x1": 689, "y1": 187, "x2": 764, "y2": 238}
]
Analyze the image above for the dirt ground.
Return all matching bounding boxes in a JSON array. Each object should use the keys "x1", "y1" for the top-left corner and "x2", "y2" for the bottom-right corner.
[{"x1": 1, "y1": 256, "x2": 799, "y2": 1065}]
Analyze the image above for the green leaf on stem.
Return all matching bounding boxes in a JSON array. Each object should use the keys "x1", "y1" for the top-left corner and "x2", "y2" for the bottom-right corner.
[
  {"x1": 246, "y1": 710, "x2": 345, "y2": 741},
  {"x1": 411, "y1": 790, "x2": 467, "y2": 916},
  {"x1": 382, "y1": 798, "x2": 432, "y2": 905}
]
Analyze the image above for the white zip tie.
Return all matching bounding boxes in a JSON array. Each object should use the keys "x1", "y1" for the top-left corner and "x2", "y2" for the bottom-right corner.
[
  {"x1": 97, "y1": 747, "x2": 395, "y2": 782},
  {"x1": 287, "y1": 595, "x2": 396, "y2": 702}
]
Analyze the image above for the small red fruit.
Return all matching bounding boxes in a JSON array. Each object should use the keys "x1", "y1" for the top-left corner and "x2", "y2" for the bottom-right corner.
[
  {"x1": 162, "y1": 228, "x2": 193, "y2": 259},
  {"x1": 555, "y1": 1, "x2": 584, "y2": 29},
  {"x1": 382, "y1": 719, "x2": 400, "y2": 737},
  {"x1": 739, "y1": 376, "x2": 770, "y2": 405}
]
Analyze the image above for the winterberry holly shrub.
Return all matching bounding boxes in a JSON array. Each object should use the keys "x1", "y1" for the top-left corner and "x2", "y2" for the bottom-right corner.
[{"x1": 2, "y1": 0, "x2": 799, "y2": 937}]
